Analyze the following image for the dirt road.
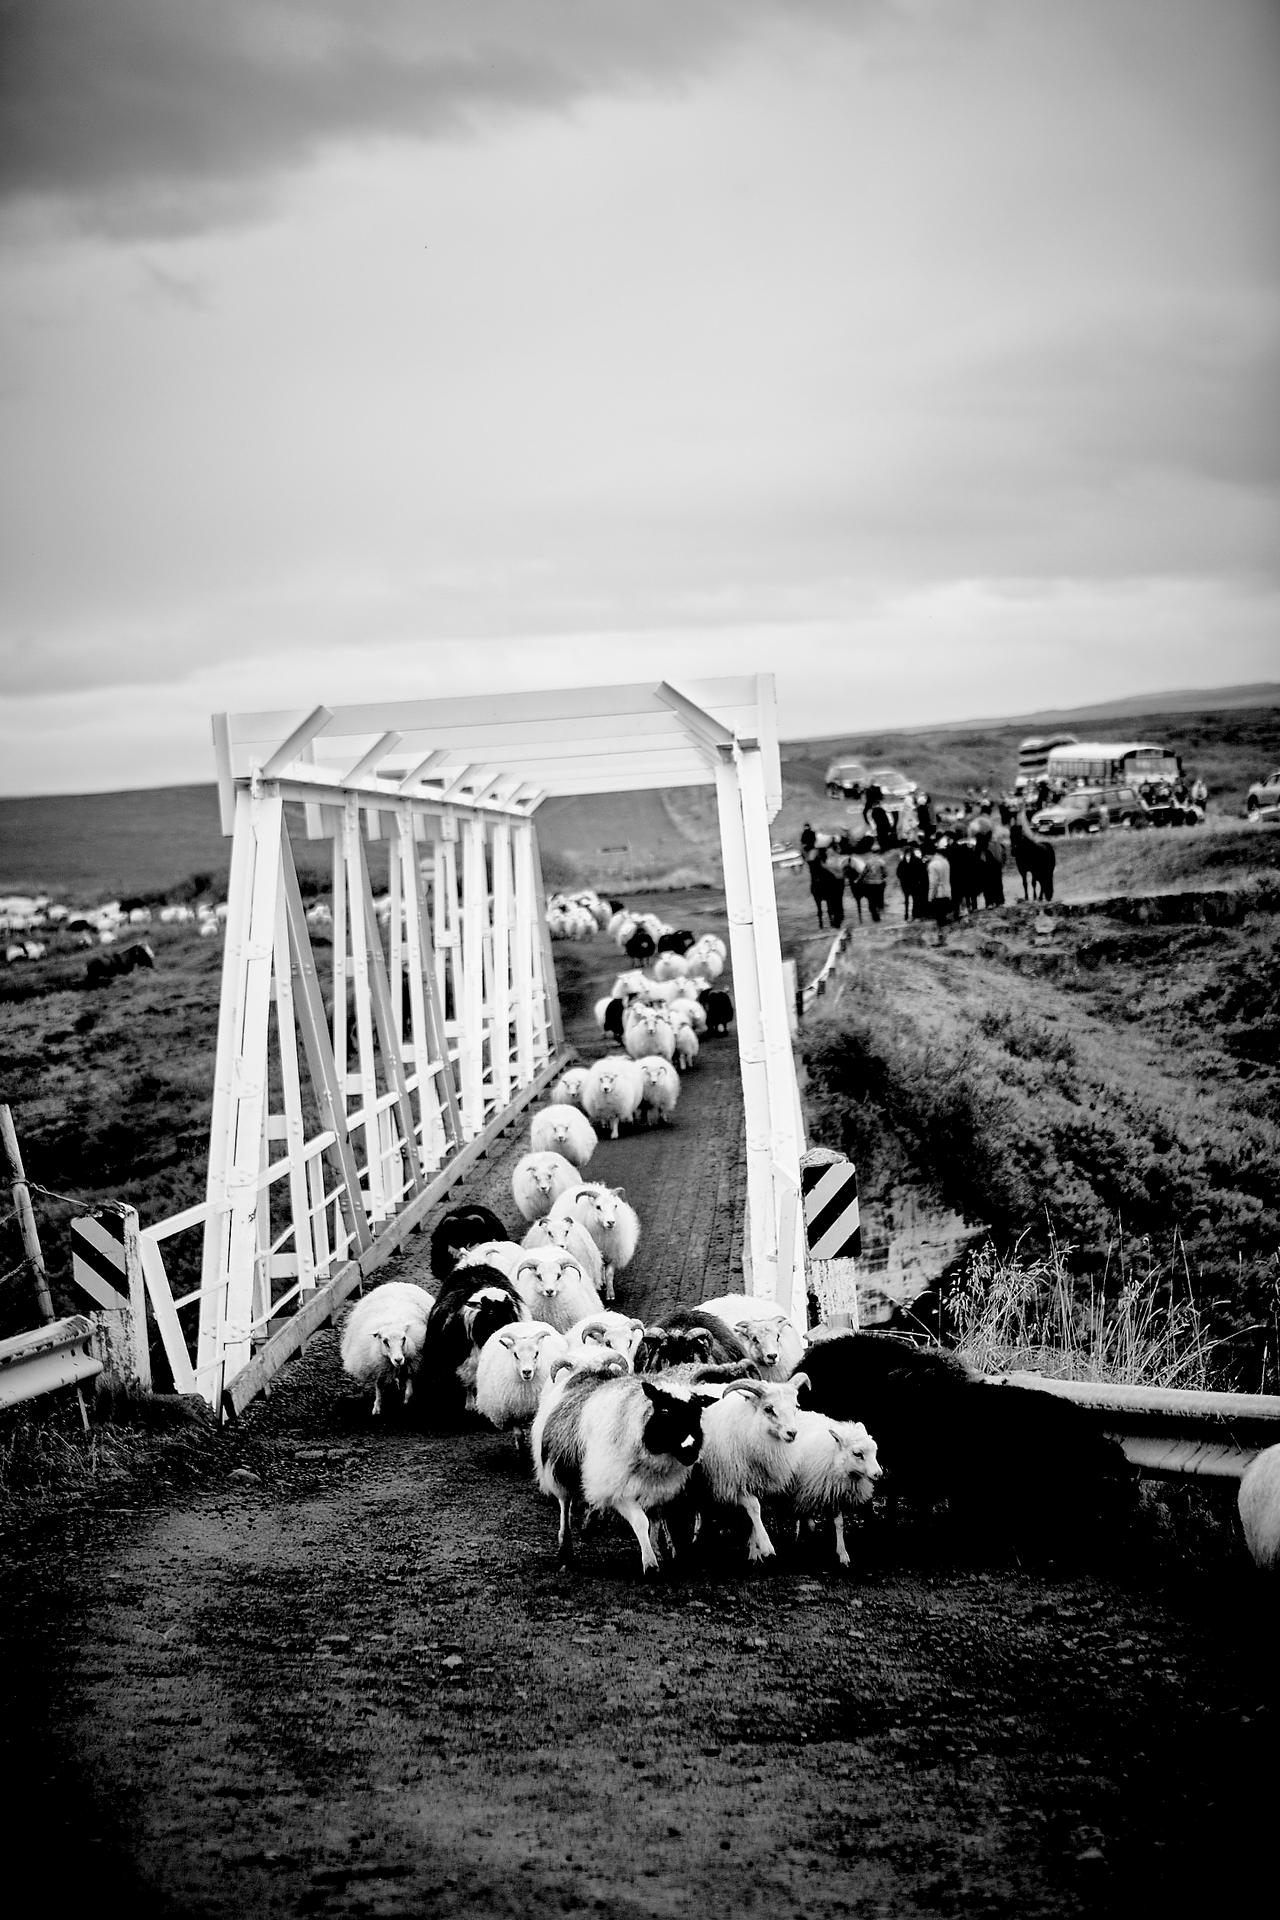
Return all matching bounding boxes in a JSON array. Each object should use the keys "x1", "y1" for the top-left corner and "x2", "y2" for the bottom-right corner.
[{"x1": 2, "y1": 890, "x2": 1274, "y2": 1918}]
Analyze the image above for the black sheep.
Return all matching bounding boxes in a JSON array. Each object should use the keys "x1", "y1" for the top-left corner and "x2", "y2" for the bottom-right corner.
[
  {"x1": 699, "y1": 988, "x2": 734, "y2": 1036},
  {"x1": 656, "y1": 929, "x2": 696, "y2": 955},
  {"x1": 602, "y1": 997, "x2": 627, "y2": 1045},
  {"x1": 624, "y1": 926, "x2": 656, "y2": 962},
  {"x1": 429, "y1": 1203, "x2": 511, "y2": 1281},
  {"x1": 415, "y1": 1264, "x2": 527, "y2": 1426},
  {"x1": 795, "y1": 1333, "x2": 1136, "y2": 1560}
]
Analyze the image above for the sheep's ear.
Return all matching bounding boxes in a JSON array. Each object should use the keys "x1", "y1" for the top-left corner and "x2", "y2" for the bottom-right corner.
[{"x1": 789, "y1": 1371, "x2": 811, "y2": 1393}]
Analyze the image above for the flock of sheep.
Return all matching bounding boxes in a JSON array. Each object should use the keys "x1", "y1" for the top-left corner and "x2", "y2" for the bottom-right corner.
[{"x1": 333, "y1": 883, "x2": 1181, "y2": 1578}]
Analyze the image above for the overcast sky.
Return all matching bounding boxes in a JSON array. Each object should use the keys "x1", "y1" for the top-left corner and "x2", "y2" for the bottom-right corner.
[{"x1": 1, "y1": 0, "x2": 1277, "y2": 796}]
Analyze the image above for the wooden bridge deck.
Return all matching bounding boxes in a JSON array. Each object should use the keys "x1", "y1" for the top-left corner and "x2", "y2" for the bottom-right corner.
[{"x1": 401, "y1": 890, "x2": 748, "y2": 1319}]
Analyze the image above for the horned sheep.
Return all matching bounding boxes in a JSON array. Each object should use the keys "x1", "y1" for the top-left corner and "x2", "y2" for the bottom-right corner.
[
  {"x1": 549, "y1": 1182, "x2": 641, "y2": 1304},
  {"x1": 692, "y1": 1375, "x2": 810, "y2": 1562},
  {"x1": 532, "y1": 1365, "x2": 707, "y2": 1573},
  {"x1": 509, "y1": 1247, "x2": 604, "y2": 1335},
  {"x1": 339, "y1": 1281, "x2": 435, "y2": 1417},
  {"x1": 416, "y1": 1266, "x2": 528, "y2": 1423},
  {"x1": 699, "y1": 1293, "x2": 807, "y2": 1382},
  {"x1": 474, "y1": 1320, "x2": 570, "y2": 1442},
  {"x1": 781, "y1": 1411, "x2": 882, "y2": 1568},
  {"x1": 623, "y1": 1005, "x2": 675, "y2": 1064},
  {"x1": 522, "y1": 1213, "x2": 605, "y2": 1291},
  {"x1": 429, "y1": 1202, "x2": 512, "y2": 1281},
  {"x1": 564, "y1": 1310, "x2": 648, "y2": 1366}
]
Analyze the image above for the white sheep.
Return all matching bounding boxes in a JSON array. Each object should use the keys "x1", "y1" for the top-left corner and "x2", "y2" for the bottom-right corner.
[
  {"x1": 474, "y1": 1319, "x2": 570, "y2": 1440},
  {"x1": 635, "y1": 1054, "x2": 680, "y2": 1127},
  {"x1": 512, "y1": 1149, "x2": 581, "y2": 1222},
  {"x1": 510, "y1": 1246, "x2": 604, "y2": 1334},
  {"x1": 668, "y1": 994, "x2": 706, "y2": 1035},
  {"x1": 455, "y1": 1238, "x2": 528, "y2": 1280},
  {"x1": 651, "y1": 951, "x2": 690, "y2": 983},
  {"x1": 530, "y1": 1101, "x2": 597, "y2": 1170},
  {"x1": 549, "y1": 1182, "x2": 641, "y2": 1304},
  {"x1": 623, "y1": 1005, "x2": 674, "y2": 1064},
  {"x1": 695, "y1": 1375, "x2": 810, "y2": 1561},
  {"x1": 565, "y1": 1310, "x2": 648, "y2": 1366},
  {"x1": 610, "y1": 969, "x2": 650, "y2": 1005},
  {"x1": 698, "y1": 1292, "x2": 807, "y2": 1383},
  {"x1": 581, "y1": 1055, "x2": 644, "y2": 1141},
  {"x1": 532, "y1": 1365, "x2": 707, "y2": 1573},
  {"x1": 672, "y1": 1025, "x2": 699, "y2": 1073},
  {"x1": 1238, "y1": 1442, "x2": 1280, "y2": 1572},
  {"x1": 550, "y1": 1066, "x2": 590, "y2": 1111},
  {"x1": 339, "y1": 1280, "x2": 435, "y2": 1416},
  {"x1": 522, "y1": 1213, "x2": 606, "y2": 1291},
  {"x1": 781, "y1": 1411, "x2": 882, "y2": 1568}
]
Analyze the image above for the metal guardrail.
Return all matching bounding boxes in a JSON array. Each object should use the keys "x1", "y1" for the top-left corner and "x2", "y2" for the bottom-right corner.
[
  {"x1": 999, "y1": 1371, "x2": 1280, "y2": 1479},
  {"x1": 0, "y1": 1315, "x2": 103, "y2": 1411}
]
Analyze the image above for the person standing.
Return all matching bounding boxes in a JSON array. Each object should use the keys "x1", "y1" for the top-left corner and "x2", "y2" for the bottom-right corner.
[
  {"x1": 927, "y1": 840, "x2": 952, "y2": 937},
  {"x1": 860, "y1": 848, "x2": 887, "y2": 922}
]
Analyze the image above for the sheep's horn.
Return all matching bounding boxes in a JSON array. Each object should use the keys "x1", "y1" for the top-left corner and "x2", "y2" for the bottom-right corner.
[
  {"x1": 789, "y1": 1372, "x2": 811, "y2": 1392},
  {"x1": 723, "y1": 1380, "x2": 766, "y2": 1400}
]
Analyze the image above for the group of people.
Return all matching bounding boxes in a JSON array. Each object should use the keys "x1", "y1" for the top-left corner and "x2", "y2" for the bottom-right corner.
[{"x1": 801, "y1": 796, "x2": 1012, "y2": 936}]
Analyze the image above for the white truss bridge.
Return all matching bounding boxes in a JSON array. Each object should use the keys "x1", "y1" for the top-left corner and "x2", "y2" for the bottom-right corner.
[{"x1": 128, "y1": 675, "x2": 805, "y2": 1418}]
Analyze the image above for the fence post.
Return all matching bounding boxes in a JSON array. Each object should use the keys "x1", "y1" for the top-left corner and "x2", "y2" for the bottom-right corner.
[
  {"x1": 801, "y1": 1147, "x2": 862, "y2": 1331},
  {"x1": 0, "y1": 1103, "x2": 55, "y2": 1325}
]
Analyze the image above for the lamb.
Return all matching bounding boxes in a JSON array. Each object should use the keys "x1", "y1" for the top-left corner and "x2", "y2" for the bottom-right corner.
[
  {"x1": 416, "y1": 1265, "x2": 529, "y2": 1423},
  {"x1": 339, "y1": 1280, "x2": 435, "y2": 1417},
  {"x1": 581, "y1": 1056, "x2": 644, "y2": 1141},
  {"x1": 635, "y1": 1054, "x2": 680, "y2": 1127},
  {"x1": 532, "y1": 1366, "x2": 708, "y2": 1573},
  {"x1": 781, "y1": 1411, "x2": 882, "y2": 1568},
  {"x1": 565, "y1": 1310, "x2": 648, "y2": 1366},
  {"x1": 530, "y1": 1102, "x2": 597, "y2": 1170},
  {"x1": 429, "y1": 1202, "x2": 512, "y2": 1281},
  {"x1": 510, "y1": 1247, "x2": 604, "y2": 1335},
  {"x1": 549, "y1": 1182, "x2": 641, "y2": 1304},
  {"x1": 522, "y1": 1213, "x2": 606, "y2": 1291},
  {"x1": 698, "y1": 1293, "x2": 807, "y2": 1382},
  {"x1": 511, "y1": 1149, "x2": 581, "y2": 1222},
  {"x1": 474, "y1": 1319, "x2": 570, "y2": 1441},
  {"x1": 1237, "y1": 1442, "x2": 1280, "y2": 1573},
  {"x1": 672, "y1": 1024, "x2": 699, "y2": 1073},
  {"x1": 690, "y1": 1375, "x2": 810, "y2": 1562},
  {"x1": 623, "y1": 1005, "x2": 675, "y2": 1064},
  {"x1": 550, "y1": 1066, "x2": 590, "y2": 1111}
]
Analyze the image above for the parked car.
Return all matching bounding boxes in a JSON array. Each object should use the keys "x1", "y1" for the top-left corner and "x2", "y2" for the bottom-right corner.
[
  {"x1": 1032, "y1": 787, "x2": 1124, "y2": 835},
  {"x1": 867, "y1": 767, "x2": 918, "y2": 803},
  {"x1": 824, "y1": 758, "x2": 870, "y2": 799},
  {"x1": 1246, "y1": 771, "x2": 1280, "y2": 819}
]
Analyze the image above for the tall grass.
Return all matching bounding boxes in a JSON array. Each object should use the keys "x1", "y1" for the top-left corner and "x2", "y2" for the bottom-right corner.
[{"x1": 947, "y1": 1234, "x2": 1229, "y2": 1388}]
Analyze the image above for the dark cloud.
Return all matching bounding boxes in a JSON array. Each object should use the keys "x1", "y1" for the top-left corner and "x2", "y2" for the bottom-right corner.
[{"x1": 0, "y1": 0, "x2": 870, "y2": 237}]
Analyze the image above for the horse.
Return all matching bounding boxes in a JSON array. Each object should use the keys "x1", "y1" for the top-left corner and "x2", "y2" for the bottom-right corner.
[
  {"x1": 86, "y1": 941, "x2": 156, "y2": 987},
  {"x1": 896, "y1": 846, "x2": 930, "y2": 920},
  {"x1": 805, "y1": 849, "x2": 845, "y2": 929},
  {"x1": 1009, "y1": 822, "x2": 1056, "y2": 902}
]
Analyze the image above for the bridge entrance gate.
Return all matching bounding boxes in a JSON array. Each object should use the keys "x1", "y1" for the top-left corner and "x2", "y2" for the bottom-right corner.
[{"x1": 137, "y1": 676, "x2": 804, "y2": 1417}]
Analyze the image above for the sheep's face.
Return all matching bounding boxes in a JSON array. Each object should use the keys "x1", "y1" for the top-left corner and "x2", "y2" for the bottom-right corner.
[
  {"x1": 640, "y1": 1381, "x2": 704, "y2": 1463},
  {"x1": 833, "y1": 1421, "x2": 882, "y2": 1499},
  {"x1": 726, "y1": 1380, "x2": 802, "y2": 1445},
  {"x1": 375, "y1": 1329, "x2": 410, "y2": 1374},
  {"x1": 500, "y1": 1327, "x2": 553, "y2": 1382},
  {"x1": 735, "y1": 1317, "x2": 787, "y2": 1370}
]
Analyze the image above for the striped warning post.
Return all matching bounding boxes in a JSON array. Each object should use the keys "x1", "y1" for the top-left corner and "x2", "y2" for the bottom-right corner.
[
  {"x1": 801, "y1": 1157, "x2": 861, "y2": 1260},
  {"x1": 70, "y1": 1213, "x2": 130, "y2": 1312}
]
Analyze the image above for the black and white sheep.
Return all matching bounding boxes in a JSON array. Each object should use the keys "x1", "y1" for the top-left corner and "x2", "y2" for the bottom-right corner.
[
  {"x1": 530, "y1": 1102, "x2": 598, "y2": 1170},
  {"x1": 532, "y1": 1366, "x2": 707, "y2": 1574},
  {"x1": 511, "y1": 1149, "x2": 581, "y2": 1223},
  {"x1": 549, "y1": 1182, "x2": 641, "y2": 1304},
  {"x1": 339, "y1": 1280, "x2": 435, "y2": 1417},
  {"x1": 416, "y1": 1266, "x2": 529, "y2": 1424}
]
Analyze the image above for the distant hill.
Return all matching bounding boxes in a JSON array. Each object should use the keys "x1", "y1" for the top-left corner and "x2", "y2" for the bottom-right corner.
[{"x1": 3, "y1": 686, "x2": 1276, "y2": 900}]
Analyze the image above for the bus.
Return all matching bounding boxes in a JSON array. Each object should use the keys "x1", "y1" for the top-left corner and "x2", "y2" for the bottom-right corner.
[
  {"x1": 1016, "y1": 735, "x2": 1077, "y2": 788},
  {"x1": 1044, "y1": 740, "x2": 1183, "y2": 791}
]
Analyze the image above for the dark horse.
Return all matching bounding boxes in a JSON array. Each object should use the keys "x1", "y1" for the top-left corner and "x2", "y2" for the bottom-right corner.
[
  {"x1": 805, "y1": 849, "x2": 845, "y2": 929},
  {"x1": 86, "y1": 941, "x2": 157, "y2": 986},
  {"x1": 1009, "y1": 822, "x2": 1056, "y2": 902}
]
